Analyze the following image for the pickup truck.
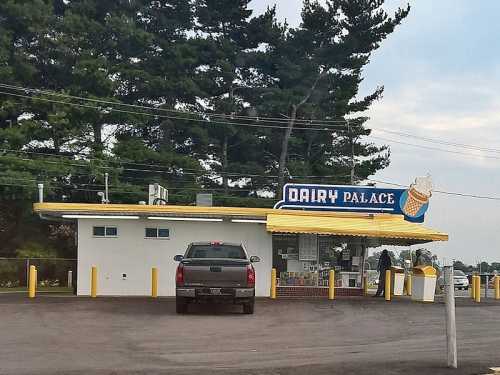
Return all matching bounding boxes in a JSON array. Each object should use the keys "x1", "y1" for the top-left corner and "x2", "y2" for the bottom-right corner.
[{"x1": 174, "y1": 241, "x2": 260, "y2": 314}]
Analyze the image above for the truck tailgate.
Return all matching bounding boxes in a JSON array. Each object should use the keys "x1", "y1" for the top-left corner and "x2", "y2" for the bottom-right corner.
[{"x1": 182, "y1": 259, "x2": 249, "y2": 287}]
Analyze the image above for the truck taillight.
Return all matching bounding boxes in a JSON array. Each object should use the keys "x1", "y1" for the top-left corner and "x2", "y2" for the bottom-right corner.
[
  {"x1": 176, "y1": 264, "x2": 184, "y2": 286},
  {"x1": 247, "y1": 264, "x2": 255, "y2": 287}
]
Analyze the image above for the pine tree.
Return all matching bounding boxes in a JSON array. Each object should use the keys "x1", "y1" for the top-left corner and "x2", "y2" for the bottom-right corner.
[{"x1": 250, "y1": 0, "x2": 410, "y2": 197}]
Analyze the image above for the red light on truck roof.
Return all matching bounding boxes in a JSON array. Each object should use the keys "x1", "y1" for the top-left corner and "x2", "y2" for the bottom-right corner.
[{"x1": 210, "y1": 241, "x2": 222, "y2": 246}]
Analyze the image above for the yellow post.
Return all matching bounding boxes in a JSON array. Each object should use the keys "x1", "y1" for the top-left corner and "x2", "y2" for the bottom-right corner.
[
  {"x1": 151, "y1": 267, "x2": 158, "y2": 298},
  {"x1": 91, "y1": 266, "x2": 97, "y2": 298},
  {"x1": 385, "y1": 269, "x2": 391, "y2": 301},
  {"x1": 406, "y1": 273, "x2": 412, "y2": 296},
  {"x1": 28, "y1": 265, "x2": 36, "y2": 298},
  {"x1": 470, "y1": 276, "x2": 475, "y2": 299},
  {"x1": 34, "y1": 268, "x2": 37, "y2": 293},
  {"x1": 495, "y1": 275, "x2": 500, "y2": 300},
  {"x1": 363, "y1": 275, "x2": 368, "y2": 296},
  {"x1": 474, "y1": 275, "x2": 481, "y2": 303},
  {"x1": 270, "y1": 268, "x2": 277, "y2": 299},
  {"x1": 329, "y1": 270, "x2": 335, "y2": 300}
]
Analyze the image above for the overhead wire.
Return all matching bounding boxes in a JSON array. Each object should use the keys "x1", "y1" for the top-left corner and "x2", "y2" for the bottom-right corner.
[
  {"x1": 0, "y1": 149, "x2": 354, "y2": 179},
  {"x1": 373, "y1": 128, "x2": 500, "y2": 154},
  {"x1": 3, "y1": 82, "x2": 500, "y2": 157},
  {"x1": 0, "y1": 83, "x2": 354, "y2": 128},
  {"x1": 364, "y1": 177, "x2": 500, "y2": 201}
]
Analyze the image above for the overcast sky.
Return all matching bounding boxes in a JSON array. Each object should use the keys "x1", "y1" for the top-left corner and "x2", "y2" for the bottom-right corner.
[{"x1": 250, "y1": 0, "x2": 500, "y2": 264}]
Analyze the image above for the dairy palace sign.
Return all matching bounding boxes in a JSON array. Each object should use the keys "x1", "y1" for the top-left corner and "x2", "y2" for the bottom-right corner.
[{"x1": 274, "y1": 177, "x2": 433, "y2": 223}]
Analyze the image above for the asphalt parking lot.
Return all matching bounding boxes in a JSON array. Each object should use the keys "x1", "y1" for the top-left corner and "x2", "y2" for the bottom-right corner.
[{"x1": 1, "y1": 294, "x2": 499, "y2": 375}]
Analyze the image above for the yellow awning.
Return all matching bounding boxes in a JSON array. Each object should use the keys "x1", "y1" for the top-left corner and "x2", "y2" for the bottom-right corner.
[{"x1": 266, "y1": 213, "x2": 448, "y2": 243}]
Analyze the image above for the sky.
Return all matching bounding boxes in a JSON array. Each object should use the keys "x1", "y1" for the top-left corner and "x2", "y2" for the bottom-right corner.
[{"x1": 250, "y1": 0, "x2": 500, "y2": 264}]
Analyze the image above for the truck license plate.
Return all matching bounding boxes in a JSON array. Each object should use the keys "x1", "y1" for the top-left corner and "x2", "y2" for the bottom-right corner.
[{"x1": 210, "y1": 288, "x2": 221, "y2": 295}]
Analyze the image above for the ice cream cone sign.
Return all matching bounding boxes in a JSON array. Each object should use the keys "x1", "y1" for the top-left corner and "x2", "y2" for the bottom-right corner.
[{"x1": 400, "y1": 175, "x2": 433, "y2": 220}]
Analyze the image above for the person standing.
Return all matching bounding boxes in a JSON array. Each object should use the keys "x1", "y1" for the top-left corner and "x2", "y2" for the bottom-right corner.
[
  {"x1": 374, "y1": 250, "x2": 392, "y2": 297},
  {"x1": 414, "y1": 249, "x2": 426, "y2": 267}
]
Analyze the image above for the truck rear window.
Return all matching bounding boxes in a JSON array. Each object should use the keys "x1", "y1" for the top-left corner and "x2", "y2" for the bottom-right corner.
[{"x1": 187, "y1": 245, "x2": 246, "y2": 259}]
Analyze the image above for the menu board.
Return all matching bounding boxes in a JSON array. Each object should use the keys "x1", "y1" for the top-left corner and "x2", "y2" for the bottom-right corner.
[{"x1": 299, "y1": 234, "x2": 318, "y2": 261}]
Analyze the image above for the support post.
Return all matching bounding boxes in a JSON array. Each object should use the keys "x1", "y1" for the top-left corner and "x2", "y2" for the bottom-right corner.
[
  {"x1": 151, "y1": 267, "x2": 158, "y2": 298},
  {"x1": 470, "y1": 276, "x2": 475, "y2": 299},
  {"x1": 67, "y1": 270, "x2": 73, "y2": 288},
  {"x1": 363, "y1": 275, "x2": 368, "y2": 296},
  {"x1": 495, "y1": 275, "x2": 500, "y2": 300},
  {"x1": 91, "y1": 266, "x2": 97, "y2": 298},
  {"x1": 26, "y1": 259, "x2": 30, "y2": 287},
  {"x1": 485, "y1": 274, "x2": 489, "y2": 299},
  {"x1": 385, "y1": 270, "x2": 391, "y2": 301},
  {"x1": 329, "y1": 270, "x2": 335, "y2": 300},
  {"x1": 34, "y1": 269, "x2": 37, "y2": 293},
  {"x1": 474, "y1": 275, "x2": 481, "y2": 303},
  {"x1": 443, "y1": 265, "x2": 457, "y2": 368},
  {"x1": 270, "y1": 268, "x2": 277, "y2": 299},
  {"x1": 28, "y1": 265, "x2": 36, "y2": 298},
  {"x1": 406, "y1": 273, "x2": 412, "y2": 296}
]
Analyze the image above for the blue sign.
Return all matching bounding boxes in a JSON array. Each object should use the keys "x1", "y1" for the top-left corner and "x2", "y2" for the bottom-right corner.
[{"x1": 274, "y1": 182, "x2": 432, "y2": 223}]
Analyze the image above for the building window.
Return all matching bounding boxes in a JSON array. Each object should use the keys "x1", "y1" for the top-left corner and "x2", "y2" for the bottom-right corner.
[
  {"x1": 145, "y1": 227, "x2": 170, "y2": 239},
  {"x1": 93, "y1": 226, "x2": 118, "y2": 237}
]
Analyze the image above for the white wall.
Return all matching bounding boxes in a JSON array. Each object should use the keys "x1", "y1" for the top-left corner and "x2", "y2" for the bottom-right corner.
[{"x1": 77, "y1": 219, "x2": 272, "y2": 297}]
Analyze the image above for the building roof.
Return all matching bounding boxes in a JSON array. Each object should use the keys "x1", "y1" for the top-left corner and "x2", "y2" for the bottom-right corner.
[{"x1": 33, "y1": 202, "x2": 448, "y2": 245}]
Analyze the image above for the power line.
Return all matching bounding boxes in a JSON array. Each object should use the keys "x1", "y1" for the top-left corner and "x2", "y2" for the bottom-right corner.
[
  {"x1": 370, "y1": 135, "x2": 500, "y2": 161},
  {"x1": 374, "y1": 128, "x2": 500, "y2": 154},
  {"x1": 365, "y1": 177, "x2": 500, "y2": 201},
  {"x1": 0, "y1": 149, "x2": 354, "y2": 179},
  {"x1": 0, "y1": 84, "x2": 353, "y2": 128},
  {"x1": 4, "y1": 83, "x2": 500, "y2": 157},
  {"x1": 4, "y1": 89, "x2": 500, "y2": 163}
]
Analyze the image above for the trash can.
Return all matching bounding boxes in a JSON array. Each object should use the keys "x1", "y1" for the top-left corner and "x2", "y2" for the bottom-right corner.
[
  {"x1": 411, "y1": 266, "x2": 437, "y2": 302},
  {"x1": 391, "y1": 266, "x2": 405, "y2": 296}
]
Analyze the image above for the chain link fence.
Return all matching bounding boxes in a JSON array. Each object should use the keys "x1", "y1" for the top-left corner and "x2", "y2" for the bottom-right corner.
[{"x1": 0, "y1": 258, "x2": 76, "y2": 292}]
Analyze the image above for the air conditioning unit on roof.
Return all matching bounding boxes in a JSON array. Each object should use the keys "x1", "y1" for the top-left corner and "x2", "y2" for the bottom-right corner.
[{"x1": 148, "y1": 183, "x2": 168, "y2": 205}]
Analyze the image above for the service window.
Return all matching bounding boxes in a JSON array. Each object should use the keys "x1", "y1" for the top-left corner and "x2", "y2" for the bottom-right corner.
[
  {"x1": 93, "y1": 226, "x2": 117, "y2": 237},
  {"x1": 145, "y1": 227, "x2": 170, "y2": 239}
]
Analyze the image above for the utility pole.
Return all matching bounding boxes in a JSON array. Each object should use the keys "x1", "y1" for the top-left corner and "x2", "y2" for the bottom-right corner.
[{"x1": 444, "y1": 265, "x2": 457, "y2": 368}]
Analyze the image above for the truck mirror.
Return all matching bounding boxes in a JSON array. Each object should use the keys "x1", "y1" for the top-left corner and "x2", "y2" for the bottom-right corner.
[
  {"x1": 250, "y1": 256, "x2": 260, "y2": 263},
  {"x1": 174, "y1": 255, "x2": 184, "y2": 262}
]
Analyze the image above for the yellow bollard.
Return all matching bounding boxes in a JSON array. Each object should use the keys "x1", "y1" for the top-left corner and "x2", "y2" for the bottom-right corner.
[
  {"x1": 270, "y1": 268, "x2": 277, "y2": 299},
  {"x1": 151, "y1": 267, "x2": 158, "y2": 298},
  {"x1": 329, "y1": 270, "x2": 335, "y2": 300},
  {"x1": 91, "y1": 266, "x2": 97, "y2": 298},
  {"x1": 363, "y1": 275, "x2": 368, "y2": 296},
  {"x1": 385, "y1": 270, "x2": 391, "y2": 301},
  {"x1": 495, "y1": 275, "x2": 500, "y2": 300},
  {"x1": 28, "y1": 265, "x2": 36, "y2": 298},
  {"x1": 34, "y1": 268, "x2": 37, "y2": 293},
  {"x1": 470, "y1": 276, "x2": 475, "y2": 299},
  {"x1": 474, "y1": 275, "x2": 481, "y2": 303},
  {"x1": 406, "y1": 273, "x2": 412, "y2": 296}
]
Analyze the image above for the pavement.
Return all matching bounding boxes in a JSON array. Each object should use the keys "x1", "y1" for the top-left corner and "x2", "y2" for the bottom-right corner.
[{"x1": 0, "y1": 293, "x2": 499, "y2": 375}]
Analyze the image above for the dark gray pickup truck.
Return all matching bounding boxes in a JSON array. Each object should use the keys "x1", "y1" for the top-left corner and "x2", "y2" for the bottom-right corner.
[{"x1": 174, "y1": 241, "x2": 260, "y2": 314}]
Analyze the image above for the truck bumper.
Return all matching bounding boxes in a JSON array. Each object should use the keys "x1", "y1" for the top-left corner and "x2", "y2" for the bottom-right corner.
[{"x1": 176, "y1": 288, "x2": 254, "y2": 298}]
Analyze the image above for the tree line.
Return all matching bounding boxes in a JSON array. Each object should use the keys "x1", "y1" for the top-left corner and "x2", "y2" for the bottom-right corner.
[{"x1": 0, "y1": 0, "x2": 409, "y2": 255}]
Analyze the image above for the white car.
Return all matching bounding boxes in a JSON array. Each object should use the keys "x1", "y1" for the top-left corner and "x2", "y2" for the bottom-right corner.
[{"x1": 438, "y1": 270, "x2": 469, "y2": 290}]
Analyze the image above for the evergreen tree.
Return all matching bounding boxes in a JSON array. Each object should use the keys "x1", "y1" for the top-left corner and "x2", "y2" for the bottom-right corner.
[{"x1": 250, "y1": 0, "x2": 410, "y2": 197}]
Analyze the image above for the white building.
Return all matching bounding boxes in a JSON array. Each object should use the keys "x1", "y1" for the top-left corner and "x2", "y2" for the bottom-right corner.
[{"x1": 34, "y1": 202, "x2": 448, "y2": 298}]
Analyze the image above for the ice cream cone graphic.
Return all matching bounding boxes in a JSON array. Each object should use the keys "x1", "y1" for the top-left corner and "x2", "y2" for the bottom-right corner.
[{"x1": 401, "y1": 175, "x2": 432, "y2": 218}]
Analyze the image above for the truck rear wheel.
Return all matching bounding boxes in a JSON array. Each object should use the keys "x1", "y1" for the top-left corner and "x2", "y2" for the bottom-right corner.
[
  {"x1": 243, "y1": 300, "x2": 254, "y2": 314},
  {"x1": 176, "y1": 297, "x2": 188, "y2": 314}
]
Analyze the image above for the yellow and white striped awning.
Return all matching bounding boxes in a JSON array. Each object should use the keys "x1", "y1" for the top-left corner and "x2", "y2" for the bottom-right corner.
[{"x1": 266, "y1": 213, "x2": 448, "y2": 243}]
